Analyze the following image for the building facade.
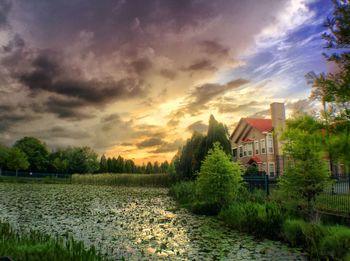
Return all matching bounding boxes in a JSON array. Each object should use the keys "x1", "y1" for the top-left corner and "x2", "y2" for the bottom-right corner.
[{"x1": 229, "y1": 103, "x2": 286, "y2": 177}]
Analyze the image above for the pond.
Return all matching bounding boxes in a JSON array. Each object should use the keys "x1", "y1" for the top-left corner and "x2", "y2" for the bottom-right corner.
[{"x1": 0, "y1": 183, "x2": 306, "y2": 260}]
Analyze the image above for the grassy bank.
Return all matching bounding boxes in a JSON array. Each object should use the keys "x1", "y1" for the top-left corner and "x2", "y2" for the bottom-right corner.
[
  {"x1": 72, "y1": 173, "x2": 174, "y2": 187},
  {"x1": 0, "y1": 222, "x2": 111, "y2": 261}
]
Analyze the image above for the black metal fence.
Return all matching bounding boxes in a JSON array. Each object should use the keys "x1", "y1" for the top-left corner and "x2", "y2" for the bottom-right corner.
[
  {"x1": 0, "y1": 170, "x2": 71, "y2": 179},
  {"x1": 244, "y1": 174, "x2": 350, "y2": 217},
  {"x1": 316, "y1": 176, "x2": 350, "y2": 216}
]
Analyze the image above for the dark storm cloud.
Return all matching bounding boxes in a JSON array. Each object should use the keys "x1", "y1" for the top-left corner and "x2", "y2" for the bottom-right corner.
[
  {"x1": 0, "y1": 111, "x2": 37, "y2": 131},
  {"x1": 17, "y1": 52, "x2": 147, "y2": 103},
  {"x1": 167, "y1": 78, "x2": 249, "y2": 126},
  {"x1": 185, "y1": 78, "x2": 249, "y2": 114},
  {"x1": 129, "y1": 57, "x2": 152, "y2": 75},
  {"x1": 136, "y1": 137, "x2": 163, "y2": 148},
  {"x1": 0, "y1": 0, "x2": 11, "y2": 28},
  {"x1": 151, "y1": 139, "x2": 183, "y2": 153},
  {"x1": 187, "y1": 121, "x2": 208, "y2": 133},
  {"x1": 199, "y1": 40, "x2": 229, "y2": 57},
  {"x1": 216, "y1": 101, "x2": 260, "y2": 114},
  {"x1": 159, "y1": 69, "x2": 177, "y2": 80},
  {"x1": 183, "y1": 59, "x2": 216, "y2": 72}
]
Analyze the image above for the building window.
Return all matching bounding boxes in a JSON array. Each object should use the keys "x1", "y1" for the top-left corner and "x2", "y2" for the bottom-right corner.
[
  {"x1": 232, "y1": 148, "x2": 237, "y2": 158},
  {"x1": 260, "y1": 139, "x2": 266, "y2": 154},
  {"x1": 247, "y1": 143, "x2": 253, "y2": 156},
  {"x1": 255, "y1": 141, "x2": 259, "y2": 155},
  {"x1": 267, "y1": 133, "x2": 274, "y2": 154},
  {"x1": 239, "y1": 146, "x2": 243, "y2": 158},
  {"x1": 262, "y1": 163, "x2": 267, "y2": 173},
  {"x1": 268, "y1": 162, "x2": 275, "y2": 177},
  {"x1": 243, "y1": 144, "x2": 247, "y2": 157}
]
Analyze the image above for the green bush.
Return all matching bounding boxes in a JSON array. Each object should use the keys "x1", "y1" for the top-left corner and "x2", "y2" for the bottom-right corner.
[
  {"x1": 219, "y1": 202, "x2": 283, "y2": 239},
  {"x1": 0, "y1": 222, "x2": 111, "y2": 261},
  {"x1": 282, "y1": 219, "x2": 306, "y2": 247},
  {"x1": 237, "y1": 186, "x2": 267, "y2": 203},
  {"x1": 320, "y1": 225, "x2": 350, "y2": 260},
  {"x1": 196, "y1": 143, "x2": 242, "y2": 211},
  {"x1": 168, "y1": 181, "x2": 196, "y2": 205}
]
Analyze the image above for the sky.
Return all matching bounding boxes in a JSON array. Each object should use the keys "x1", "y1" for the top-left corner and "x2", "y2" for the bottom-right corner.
[{"x1": 0, "y1": 0, "x2": 334, "y2": 163}]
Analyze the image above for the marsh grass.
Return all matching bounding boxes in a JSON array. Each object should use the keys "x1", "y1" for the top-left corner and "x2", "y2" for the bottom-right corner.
[
  {"x1": 0, "y1": 222, "x2": 112, "y2": 261},
  {"x1": 72, "y1": 173, "x2": 173, "y2": 187},
  {"x1": 0, "y1": 176, "x2": 71, "y2": 184}
]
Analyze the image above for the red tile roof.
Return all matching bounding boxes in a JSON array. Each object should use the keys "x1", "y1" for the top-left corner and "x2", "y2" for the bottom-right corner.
[{"x1": 244, "y1": 118, "x2": 273, "y2": 132}]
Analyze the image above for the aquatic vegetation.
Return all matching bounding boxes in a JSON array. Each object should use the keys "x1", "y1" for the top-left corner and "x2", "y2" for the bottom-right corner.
[{"x1": 0, "y1": 183, "x2": 306, "y2": 260}]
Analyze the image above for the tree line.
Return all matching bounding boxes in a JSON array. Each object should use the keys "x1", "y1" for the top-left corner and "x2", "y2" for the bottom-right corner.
[
  {"x1": 0, "y1": 137, "x2": 171, "y2": 175},
  {"x1": 173, "y1": 115, "x2": 232, "y2": 180}
]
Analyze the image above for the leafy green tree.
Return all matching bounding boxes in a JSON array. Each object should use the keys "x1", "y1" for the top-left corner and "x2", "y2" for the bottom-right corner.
[
  {"x1": 14, "y1": 137, "x2": 49, "y2": 172},
  {"x1": 7, "y1": 148, "x2": 30, "y2": 176},
  {"x1": 116, "y1": 156, "x2": 124, "y2": 173},
  {"x1": 153, "y1": 161, "x2": 160, "y2": 173},
  {"x1": 196, "y1": 143, "x2": 242, "y2": 211},
  {"x1": 160, "y1": 160, "x2": 169, "y2": 173},
  {"x1": 124, "y1": 159, "x2": 135, "y2": 173},
  {"x1": 279, "y1": 118, "x2": 331, "y2": 220},
  {"x1": 65, "y1": 147, "x2": 99, "y2": 174},
  {"x1": 0, "y1": 145, "x2": 9, "y2": 176}
]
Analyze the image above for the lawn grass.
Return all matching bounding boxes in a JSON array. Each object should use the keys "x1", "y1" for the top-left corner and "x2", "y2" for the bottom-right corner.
[
  {"x1": 72, "y1": 173, "x2": 174, "y2": 187},
  {"x1": 0, "y1": 222, "x2": 112, "y2": 261}
]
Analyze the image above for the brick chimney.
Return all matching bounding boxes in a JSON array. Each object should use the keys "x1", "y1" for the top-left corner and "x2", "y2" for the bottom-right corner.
[
  {"x1": 270, "y1": 102, "x2": 286, "y2": 176},
  {"x1": 270, "y1": 102, "x2": 285, "y2": 156}
]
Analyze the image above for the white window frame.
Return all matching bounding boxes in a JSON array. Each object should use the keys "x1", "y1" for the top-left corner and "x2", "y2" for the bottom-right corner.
[
  {"x1": 268, "y1": 162, "x2": 275, "y2": 176},
  {"x1": 247, "y1": 143, "x2": 253, "y2": 156},
  {"x1": 239, "y1": 146, "x2": 243, "y2": 158},
  {"x1": 260, "y1": 139, "x2": 266, "y2": 154},
  {"x1": 254, "y1": 141, "x2": 259, "y2": 155},
  {"x1": 243, "y1": 144, "x2": 247, "y2": 157},
  {"x1": 267, "y1": 133, "x2": 274, "y2": 154}
]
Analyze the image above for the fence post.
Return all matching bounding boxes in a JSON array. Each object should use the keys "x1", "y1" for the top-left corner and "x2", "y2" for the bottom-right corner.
[{"x1": 265, "y1": 174, "x2": 269, "y2": 196}]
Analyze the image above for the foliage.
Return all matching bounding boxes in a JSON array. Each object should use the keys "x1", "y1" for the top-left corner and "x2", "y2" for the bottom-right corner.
[
  {"x1": 196, "y1": 143, "x2": 242, "y2": 212},
  {"x1": 0, "y1": 221, "x2": 111, "y2": 261},
  {"x1": 168, "y1": 181, "x2": 196, "y2": 205},
  {"x1": 279, "y1": 117, "x2": 331, "y2": 219},
  {"x1": 321, "y1": 225, "x2": 350, "y2": 261},
  {"x1": 206, "y1": 115, "x2": 231, "y2": 155},
  {"x1": 282, "y1": 219, "x2": 350, "y2": 260},
  {"x1": 174, "y1": 115, "x2": 232, "y2": 181},
  {"x1": 14, "y1": 136, "x2": 50, "y2": 172},
  {"x1": 244, "y1": 165, "x2": 259, "y2": 176},
  {"x1": 72, "y1": 173, "x2": 173, "y2": 187},
  {"x1": 219, "y1": 202, "x2": 283, "y2": 239},
  {"x1": 6, "y1": 148, "x2": 30, "y2": 175}
]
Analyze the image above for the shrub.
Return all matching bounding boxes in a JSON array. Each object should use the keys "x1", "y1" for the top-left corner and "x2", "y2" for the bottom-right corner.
[
  {"x1": 219, "y1": 202, "x2": 283, "y2": 239},
  {"x1": 237, "y1": 186, "x2": 267, "y2": 203},
  {"x1": 196, "y1": 143, "x2": 242, "y2": 211},
  {"x1": 282, "y1": 219, "x2": 326, "y2": 259},
  {"x1": 320, "y1": 225, "x2": 350, "y2": 260},
  {"x1": 168, "y1": 181, "x2": 196, "y2": 205}
]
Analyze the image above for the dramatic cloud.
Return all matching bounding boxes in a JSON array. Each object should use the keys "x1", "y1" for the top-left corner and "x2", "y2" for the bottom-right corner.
[
  {"x1": 0, "y1": 0, "x2": 330, "y2": 162},
  {"x1": 187, "y1": 121, "x2": 208, "y2": 133}
]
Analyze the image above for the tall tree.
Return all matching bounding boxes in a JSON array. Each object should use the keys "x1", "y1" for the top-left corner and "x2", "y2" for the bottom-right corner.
[
  {"x1": 206, "y1": 115, "x2": 231, "y2": 155},
  {"x1": 7, "y1": 148, "x2": 30, "y2": 176},
  {"x1": 145, "y1": 162, "x2": 153, "y2": 174},
  {"x1": 65, "y1": 147, "x2": 99, "y2": 174},
  {"x1": 279, "y1": 117, "x2": 331, "y2": 220},
  {"x1": 99, "y1": 154, "x2": 108, "y2": 173},
  {"x1": 14, "y1": 137, "x2": 49, "y2": 172},
  {"x1": 0, "y1": 145, "x2": 9, "y2": 176}
]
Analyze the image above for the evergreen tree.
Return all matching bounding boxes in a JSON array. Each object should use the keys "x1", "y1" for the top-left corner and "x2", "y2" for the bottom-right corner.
[
  {"x1": 116, "y1": 156, "x2": 124, "y2": 173},
  {"x1": 206, "y1": 115, "x2": 231, "y2": 155},
  {"x1": 0, "y1": 145, "x2": 9, "y2": 176},
  {"x1": 99, "y1": 154, "x2": 108, "y2": 173},
  {"x1": 145, "y1": 162, "x2": 153, "y2": 174},
  {"x1": 153, "y1": 161, "x2": 160, "y2": 173}
]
